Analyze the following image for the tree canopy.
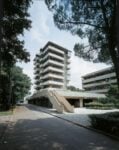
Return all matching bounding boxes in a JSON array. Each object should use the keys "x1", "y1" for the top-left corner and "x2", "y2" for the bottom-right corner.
[
  {"x1": 11, "y1": 66, "x2": 31, "y2": 104},
  {"x1": 45, "y1": 0, "x2": 119, "y2": 88},
  {"x1": 1, "y1": 0, "x2": 32, "y2": 67},
  {"x1": 0, "y1": 0, "x2": 33, "y2": 110},
  {"x1": 68, "y1": 85, "x2": 80, "y2": 91},
  {"x1": 0, "y1": 66, "x2": 31, "y2": 110}
]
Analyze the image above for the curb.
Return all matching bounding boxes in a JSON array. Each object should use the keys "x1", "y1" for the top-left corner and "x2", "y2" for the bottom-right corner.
[{"x1": 38, "y1": 107, "x2": 119, "y2": 141}]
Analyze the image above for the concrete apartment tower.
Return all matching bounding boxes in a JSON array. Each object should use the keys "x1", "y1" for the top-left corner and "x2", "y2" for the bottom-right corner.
[
  {"x1": 34, "y1": 42, "x2": 71, "y2": 91},
  {"x1": 82, "y1": 67, "x2": 117, "y2": 94}
]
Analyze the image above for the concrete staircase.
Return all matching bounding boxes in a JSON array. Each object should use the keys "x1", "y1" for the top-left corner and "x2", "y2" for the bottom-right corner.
[
  {"x1": 51, "y1": 91, "x2": 74, "y2": 113},
  {"x1": 30, "y1": 89, "x2": 74, "y2": 113}
]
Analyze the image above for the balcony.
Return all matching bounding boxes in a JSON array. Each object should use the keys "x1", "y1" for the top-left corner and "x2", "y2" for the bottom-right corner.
[
  {"x1": 34, "y1": 64, "x2": 40, "y2": 70},
  {"x1": 86, "y1": 89, "x2": 108, "y2": 93},
  {"x1": 40, "y1": 52, "x2": 64, "y2": 62},
  {"x1": 34, "y1": 75, "x2": 39, "y2": 79},
  {"x1": 41, "y1": 66, "x2": 64, "y2": 74},
  {"x1": 42, "y1": 60, "x2": 64, "y2": 68},
  {"x1": 40, "y1": 80, "x2": 64, "y2": 86},
  {"x1": 42, "y1": 45, "x2": 65, "y2": 55},
  {"x1": 82, "y1": 73, "x2": 116, "y2": 84},
  {"x1": 83, "y1": 79, "x2": 117, "y2": 88},
  {"x1": 40, "y1": 73, "x2": 64, "y2": 80}
]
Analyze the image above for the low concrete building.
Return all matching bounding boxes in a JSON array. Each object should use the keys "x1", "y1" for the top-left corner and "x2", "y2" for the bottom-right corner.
[
  {"x1": 82, "y1": 67, "x2": 117, "y2": 94},
  {"x1": 29, "y1": 89, "x2": 106, "y2": 113}
]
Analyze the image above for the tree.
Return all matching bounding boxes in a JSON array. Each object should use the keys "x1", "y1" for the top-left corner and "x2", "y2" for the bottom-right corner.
[
  {"x1": 0, "y1": 0, "x2": 32, "y2": 109},
  {"x1": 68, "y1": 85, "x2": 80, "y2": 91},
  {"x1": 1, "y1": 0, "x2": 32, "y2": 66},
  {"x1": 107, "y1": 85, "x2": 119, "y2": 105},
  {"x1": 45, "y1": 0, "x2": 119, "y2": 88},
  {"x1": 0, "y1": 66, "x2": 31, "y2": 109},
  {"x1": 11, "y1": 66, "x2": 32, "y2": 105}
]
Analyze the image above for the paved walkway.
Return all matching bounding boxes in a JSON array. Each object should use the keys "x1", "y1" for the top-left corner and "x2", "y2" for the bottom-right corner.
[
  {"x1": 0, "y1": 114, "x2": 12, "y2": 143},
  {"x1": 0, "y1": 104, "x2": 119, "y2": 150},
  {"x1": 35, "y1": 106, "x2": 119, "y2": 127}
]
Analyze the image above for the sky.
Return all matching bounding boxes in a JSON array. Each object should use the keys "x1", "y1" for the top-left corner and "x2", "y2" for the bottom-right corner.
[{"x1": 18, "y1": 1, "x2": 109, "y2": 93}]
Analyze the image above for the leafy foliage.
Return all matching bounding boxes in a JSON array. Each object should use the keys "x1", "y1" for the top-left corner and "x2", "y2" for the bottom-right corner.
[
  {"x1": 45, "y1": 0, "x2": 116, "y2": 63},
  {"x1": 67, "y1": 85, "x2": 80, "y2": 91},
  {"x1": 1, "y1": 0, "x2": 32, "y2": 66},
  {"x1": 106, "y1": 85, "x2": 119, "y2": 105},
  {"x1": 98, "y1": 85, "x2": 119, "y2": 108},
  {"x1": 45, "y1": 0, "x2": 119, "y2": 87},
  {"x1": 0, "y1": 0, "x2": 32, "y2": 110},
  {"x1": 0, "y1": 66, "x2": 31, "y2": 110},
  {"x1": 11, "y1": 66, "x2": 32, "y2": 104},
  {"x1": 89, "y1": 112, "x2": 119, "y2": 137}
]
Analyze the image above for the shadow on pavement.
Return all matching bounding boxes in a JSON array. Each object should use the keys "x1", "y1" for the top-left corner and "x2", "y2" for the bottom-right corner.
[{"x1": 0, "y1": 105, "x2": 119, "y2": 150}]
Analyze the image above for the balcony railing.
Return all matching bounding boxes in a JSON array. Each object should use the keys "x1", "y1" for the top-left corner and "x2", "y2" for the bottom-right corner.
[
  {"x1": 82, "y1": 73, "x2": 116, "y2": 83},
  {"x1": 40, "y1": 73, "x2": 64, "y2": 80},
  {"x1": 40, "y1": 80, "x2": 64, "y2": 86},
  {"x1": 83, "y1": 79, "x2": 117, "y2": 88},
  {"x1": 41, "y1": 45, "x2": 64, "y2": 55}
]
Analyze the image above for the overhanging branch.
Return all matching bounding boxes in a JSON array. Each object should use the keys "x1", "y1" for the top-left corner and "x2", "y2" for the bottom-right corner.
[{"x1": 58, "y1": 20, "x2": 104, "y2": 29}]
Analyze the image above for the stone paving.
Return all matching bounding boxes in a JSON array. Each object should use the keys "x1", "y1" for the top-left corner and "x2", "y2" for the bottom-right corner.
[{"x1": 0, "y1": 115, "x2": 12, "y2": 143}]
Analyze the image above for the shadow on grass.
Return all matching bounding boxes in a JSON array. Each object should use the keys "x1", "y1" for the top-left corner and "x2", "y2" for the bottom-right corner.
[{"x1": 0, "y1": 111, "x2": 13, "y2": 116}]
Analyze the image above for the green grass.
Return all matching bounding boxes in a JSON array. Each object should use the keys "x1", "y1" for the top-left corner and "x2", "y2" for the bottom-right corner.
[{"x1": 0, "y1": 110, "x2": 13, "y2": 116}]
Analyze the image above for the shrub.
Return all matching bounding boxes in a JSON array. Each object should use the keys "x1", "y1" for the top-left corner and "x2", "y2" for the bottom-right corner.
[
  {"x1": 85, "y1": 102, "x2": 104, "y2": 109},
  {"x1": 103, "y1": 103, "x2": 115, "y2": 109},
  {"x1": 89, "y1": 112, "x2": 119, "y2": 137},
  {"x1": 115, "y1": 103, "x2": 119, "y2": 109}
]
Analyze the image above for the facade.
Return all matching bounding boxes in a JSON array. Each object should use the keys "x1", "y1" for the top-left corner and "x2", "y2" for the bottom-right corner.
[
  {"x1": 34, "y1": 41, "x2": 71, "y2": 91},
  {"x1": 82, "y1": 67, "x2": 117, "y2": 94}
]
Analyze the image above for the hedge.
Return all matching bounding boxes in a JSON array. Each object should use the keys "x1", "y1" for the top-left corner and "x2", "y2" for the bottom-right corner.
[
  {"x1": 85, "y1": 102, "x2": 116, "y2": 109},
  {"x1": 89, "y1": 112, "x2": 119, "y2": 137}
]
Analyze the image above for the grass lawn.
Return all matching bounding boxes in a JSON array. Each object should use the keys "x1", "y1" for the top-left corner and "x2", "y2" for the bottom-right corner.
[{"x1": 0, "y1": 110, "x2": 13, "y2": 116}]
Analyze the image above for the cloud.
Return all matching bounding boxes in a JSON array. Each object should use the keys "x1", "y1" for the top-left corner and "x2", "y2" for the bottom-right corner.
[{"x1": 69, "y1": 53, "x2": 108, "y2": 88}]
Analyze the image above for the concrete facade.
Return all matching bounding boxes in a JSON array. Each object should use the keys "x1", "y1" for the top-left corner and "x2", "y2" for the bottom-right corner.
[
  {"x1": 82, "y1": 67, "x2": 117, "y2": 94},
  {"x1": 34, "y1": 42, "x2": 71, "y2": 91}
]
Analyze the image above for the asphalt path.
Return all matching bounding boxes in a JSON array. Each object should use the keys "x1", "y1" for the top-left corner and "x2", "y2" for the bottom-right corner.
[{"x1": 0, "y1": 104, "x2": 119, "y2": 150}]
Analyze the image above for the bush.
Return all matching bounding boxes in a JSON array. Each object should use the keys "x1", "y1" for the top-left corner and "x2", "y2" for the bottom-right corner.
[
  {"x1": 103, "y1": 103, "x2": 115, "y2": 109},
  {"x1": 89, "y1": 112, "x2": 119, "y2": 137},
  {"x1": 85, "y1": 102, "x2": 103, "y2": 109},
  {"x1": 86, "y1": 101, "x2": 117, "y2": 109},
  {"x1": 115, "y1": 103, "x2": 119, "y2": 109}
]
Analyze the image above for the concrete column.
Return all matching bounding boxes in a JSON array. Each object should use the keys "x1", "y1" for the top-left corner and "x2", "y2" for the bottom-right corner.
[{"x1": 80, "y1": 98, "x2": 83, "y2": 107}]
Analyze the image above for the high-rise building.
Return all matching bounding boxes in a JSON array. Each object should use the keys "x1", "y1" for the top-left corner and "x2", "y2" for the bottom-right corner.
[
  {"x1": 34, "y1": 42, "x2": 71, "y2": 91},
  {"x1": 82, "y1": 67, "x2": 117, "y2": 94}
]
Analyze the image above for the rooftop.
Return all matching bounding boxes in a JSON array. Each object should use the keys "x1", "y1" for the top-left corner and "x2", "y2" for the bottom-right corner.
[
  {"x1": 82, "y1": 66, "x2": 114, "y2": 78},
  {"x1": 55, "y1": 89, "x2": 106, "y2": 99},
  {"x1": 42, "y1": 41, "x2": 72, "y2": 53}
]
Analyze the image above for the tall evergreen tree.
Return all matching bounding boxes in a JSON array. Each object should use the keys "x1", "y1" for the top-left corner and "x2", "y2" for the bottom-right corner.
[
  {"x1": 45, "y1": 0, "x2": 119, "y2": 88},
  {"x1": 0, "y1": 0, "x2": 32, "y2": 109}
]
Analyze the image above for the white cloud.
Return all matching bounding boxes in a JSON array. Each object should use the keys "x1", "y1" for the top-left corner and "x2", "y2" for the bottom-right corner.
[{"x1": 69, "y1": 53, "x2": 108, "y2": 88}]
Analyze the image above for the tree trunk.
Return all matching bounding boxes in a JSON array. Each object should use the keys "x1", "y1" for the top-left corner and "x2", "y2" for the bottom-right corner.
[
  {"x1": 0, "y1": 0, "x2": 3, "y2": 105},
  {"x1": 116, "y1": 0, "x2": 119, "y2": 89},
  {"x1": 108, "y1": 37, "x2": 119, "y2": 89}
]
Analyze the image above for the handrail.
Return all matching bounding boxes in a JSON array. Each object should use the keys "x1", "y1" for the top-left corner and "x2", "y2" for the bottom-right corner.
[
  {"x1": 48, "y1": 91, "x2": 62, "y2": 107},
  {"x1": 53, "y1": 91, "x2": 74, "y2": 112}
]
